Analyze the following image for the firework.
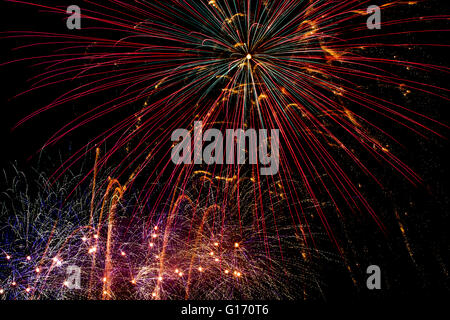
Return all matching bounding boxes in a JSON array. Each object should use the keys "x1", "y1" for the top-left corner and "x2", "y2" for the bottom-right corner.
[
  {"x1": 1, "y1": 0, "x2": 449, "y2": 300},
  {"x1": 0, "y1": 164, "x2": 338, "y2": 300}
]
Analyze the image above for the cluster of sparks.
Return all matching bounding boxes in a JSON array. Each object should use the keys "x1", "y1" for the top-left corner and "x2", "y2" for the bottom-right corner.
[
  {"x1": 1, "y1": 0, "x2": 449, "y2": 299},
  {"x1": 0, "y1": 166, "x2": 331, "y2": 300}
]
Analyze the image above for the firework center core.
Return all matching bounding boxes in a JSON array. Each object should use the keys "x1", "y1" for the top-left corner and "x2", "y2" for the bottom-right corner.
[{"x1": 246, "y1": 53, "x2": 252, "y2": 60}]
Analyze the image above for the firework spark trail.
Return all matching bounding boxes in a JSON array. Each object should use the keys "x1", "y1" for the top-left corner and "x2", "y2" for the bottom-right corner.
[
  {"x1": 0, "y1": 165, "x2": 332, "y2": 300},
  {"x1": 1, "y1": 0, "x2": 449, "y2": 257}
]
